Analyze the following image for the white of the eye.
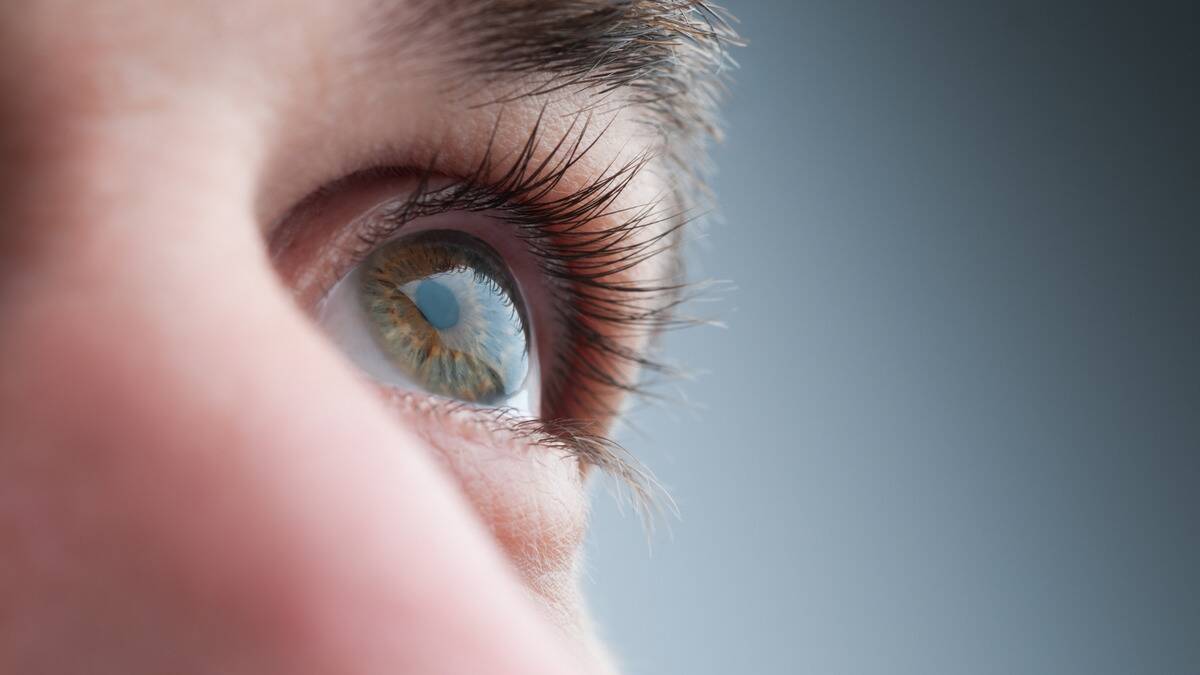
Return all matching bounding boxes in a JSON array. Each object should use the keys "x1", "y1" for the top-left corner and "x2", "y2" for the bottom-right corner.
[{"x1": 318, "y1": 261, "x2": 535, "y2": 416}]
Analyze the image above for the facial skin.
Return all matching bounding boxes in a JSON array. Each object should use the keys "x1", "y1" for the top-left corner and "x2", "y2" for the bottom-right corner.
[{"x1": 0, "y1": 1, "x2": 733, "y2": 673}]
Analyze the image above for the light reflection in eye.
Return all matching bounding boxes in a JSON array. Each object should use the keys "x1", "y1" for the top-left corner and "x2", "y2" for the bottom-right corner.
[{"x1": 320, "y1": 229, "x2": 532, "y2": 410}]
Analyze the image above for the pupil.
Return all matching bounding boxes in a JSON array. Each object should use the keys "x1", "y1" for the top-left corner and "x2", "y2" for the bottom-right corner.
[{"x1": 414, "y1": 279, "x2": 460, "y2": 330}]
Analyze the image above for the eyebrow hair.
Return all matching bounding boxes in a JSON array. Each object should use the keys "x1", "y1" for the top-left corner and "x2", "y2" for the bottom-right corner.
[{"x1": 373, "y1": 0, "x2": 740, "y2": 202}]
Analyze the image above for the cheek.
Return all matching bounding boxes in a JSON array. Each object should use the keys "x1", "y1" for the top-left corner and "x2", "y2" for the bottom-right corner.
[
  {"x1": 380, "y1": 393, "x2": 590, "y2": 578},
  {"x1": 0, "y1": 220, "x2": 574, "y2": 667},
  {"x1": 439, "y1": 435, "x2": 588, "y2": 567}
]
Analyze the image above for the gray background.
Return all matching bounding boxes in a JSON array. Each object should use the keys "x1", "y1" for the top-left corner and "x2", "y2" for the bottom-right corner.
[{"x1": 584, "y1": 2, "x2": 1199, "y2": 674}]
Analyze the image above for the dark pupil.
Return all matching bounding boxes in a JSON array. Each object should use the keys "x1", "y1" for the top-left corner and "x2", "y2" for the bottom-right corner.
[{"x1": 414, "y1": 279, "x2": 460, "y2": 330}]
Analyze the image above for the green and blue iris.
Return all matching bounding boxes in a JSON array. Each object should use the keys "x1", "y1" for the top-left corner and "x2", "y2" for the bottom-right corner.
[{"x1": 360, "y1": 230, "x2": 529, "y2": 404}]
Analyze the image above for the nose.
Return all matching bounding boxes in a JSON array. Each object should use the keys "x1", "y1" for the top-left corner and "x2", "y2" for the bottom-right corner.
[{"x1": 0, "y1": 38, "x2": 586, "y2": 675}]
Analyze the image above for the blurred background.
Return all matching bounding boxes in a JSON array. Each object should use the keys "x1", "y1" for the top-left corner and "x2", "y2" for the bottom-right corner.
[{"x1": 584, "y1": 2, "x2": 1198, "y2": 674}]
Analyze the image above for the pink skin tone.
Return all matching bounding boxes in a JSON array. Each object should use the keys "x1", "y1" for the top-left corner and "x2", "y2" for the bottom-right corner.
[{"x1": 0, "y1": 1, "x2": 668, "y2": 673}]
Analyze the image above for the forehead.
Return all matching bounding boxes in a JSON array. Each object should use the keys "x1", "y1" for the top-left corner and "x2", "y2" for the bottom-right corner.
[
  {"x1": 3, "y1": 0, "x2": 732, "y2": 234},
  {"x1": 8, "y1": 1, "x2": 373, "y2": 93},
  {"x1": 6, "y1": 0, "x2": 732, "y2": 124}
]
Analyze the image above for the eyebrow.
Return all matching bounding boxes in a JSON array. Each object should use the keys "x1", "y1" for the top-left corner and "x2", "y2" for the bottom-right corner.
[{"x1": 371, "y1": 0, "x2": 739, "y2": 198}]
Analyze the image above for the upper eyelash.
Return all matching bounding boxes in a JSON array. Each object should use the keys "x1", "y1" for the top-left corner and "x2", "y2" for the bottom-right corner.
[{"x1": 350, "y1": 108, "x2": 708, "y2": 424}]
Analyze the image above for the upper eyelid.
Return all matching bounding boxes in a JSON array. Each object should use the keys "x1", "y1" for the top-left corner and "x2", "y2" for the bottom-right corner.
[
  {"x1": 334, "y1": 109, "x2": 686, "y2": 296},
  {"x1": 372, "y1": 113, "x2": 689, "y2": 317}
]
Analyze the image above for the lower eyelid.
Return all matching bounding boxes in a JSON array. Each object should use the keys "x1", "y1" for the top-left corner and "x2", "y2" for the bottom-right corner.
[
  {"x1": 379, "y1": 388, "x2": 591, "y2": 567},
  {"x1": 376, "y1": 387, "x2": 671, "y2": 534}
]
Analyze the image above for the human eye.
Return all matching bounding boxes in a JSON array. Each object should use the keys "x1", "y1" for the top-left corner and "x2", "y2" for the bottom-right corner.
[
  {"x1": 268, "y1": 116, "x2": 678, "y2": 512},
  {"x1": 321, "y1": 228, "x2": 535, "y2": 413}
]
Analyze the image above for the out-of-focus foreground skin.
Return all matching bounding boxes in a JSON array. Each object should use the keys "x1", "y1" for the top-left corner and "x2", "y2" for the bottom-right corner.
[{"x1": 0, "y1": 1, "x2": 734, "y2": 673}]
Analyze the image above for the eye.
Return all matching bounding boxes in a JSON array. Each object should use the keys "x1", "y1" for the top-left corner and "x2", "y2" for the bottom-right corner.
[
  {"x1": 267, "y1": 150, "x2": 680, "y2": 520},
  {"x1": 269, "y1": 122, "x2": 678, "y2": 431},
  {"x1": 319, "y1": 228, "x2": 536, "y2": 414}
]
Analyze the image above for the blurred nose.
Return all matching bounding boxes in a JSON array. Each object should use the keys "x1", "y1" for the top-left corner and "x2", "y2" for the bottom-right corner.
[
  {"x1": 0, "y1": 23, "x2": 583, "y2": 674},
  {"x1": 0, "y1": 31, "x2": 261, "y2": 432},
  {"x1": 0, "y1": 26, "x2": 357, "y2": 659},
  {"x1": 0, "y1": 53, "x2": 280, "y2": 458}
]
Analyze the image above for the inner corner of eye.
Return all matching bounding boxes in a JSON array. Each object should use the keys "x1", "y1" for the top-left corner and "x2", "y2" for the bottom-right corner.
[{"x1": 317, "y1": 228, "x2": 537, "y2": 414}]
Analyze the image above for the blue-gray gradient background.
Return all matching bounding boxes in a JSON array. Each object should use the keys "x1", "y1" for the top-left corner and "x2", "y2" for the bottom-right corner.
[{"x1": 584, "y1": 2, "x2": 1199, "y2": 674}]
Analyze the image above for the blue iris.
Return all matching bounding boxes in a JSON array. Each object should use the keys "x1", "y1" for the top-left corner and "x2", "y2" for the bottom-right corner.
[{"x1": 414, "y1": 279, "x2": 460, "y2": 330}]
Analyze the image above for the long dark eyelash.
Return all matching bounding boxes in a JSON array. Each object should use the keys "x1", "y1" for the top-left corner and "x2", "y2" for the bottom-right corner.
[{"x1": 357, "y1": 109, "x2": 706, "y2": 422}]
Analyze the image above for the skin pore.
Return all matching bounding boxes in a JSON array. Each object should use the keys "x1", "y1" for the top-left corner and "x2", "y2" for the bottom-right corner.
[{"x1": 0, "y1": 1, "x2": 735, "y2": 673}]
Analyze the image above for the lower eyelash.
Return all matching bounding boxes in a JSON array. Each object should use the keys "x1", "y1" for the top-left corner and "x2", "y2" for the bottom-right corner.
[{"x1": 382, "y1": 390, "x2": 677, "y2": 533}]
